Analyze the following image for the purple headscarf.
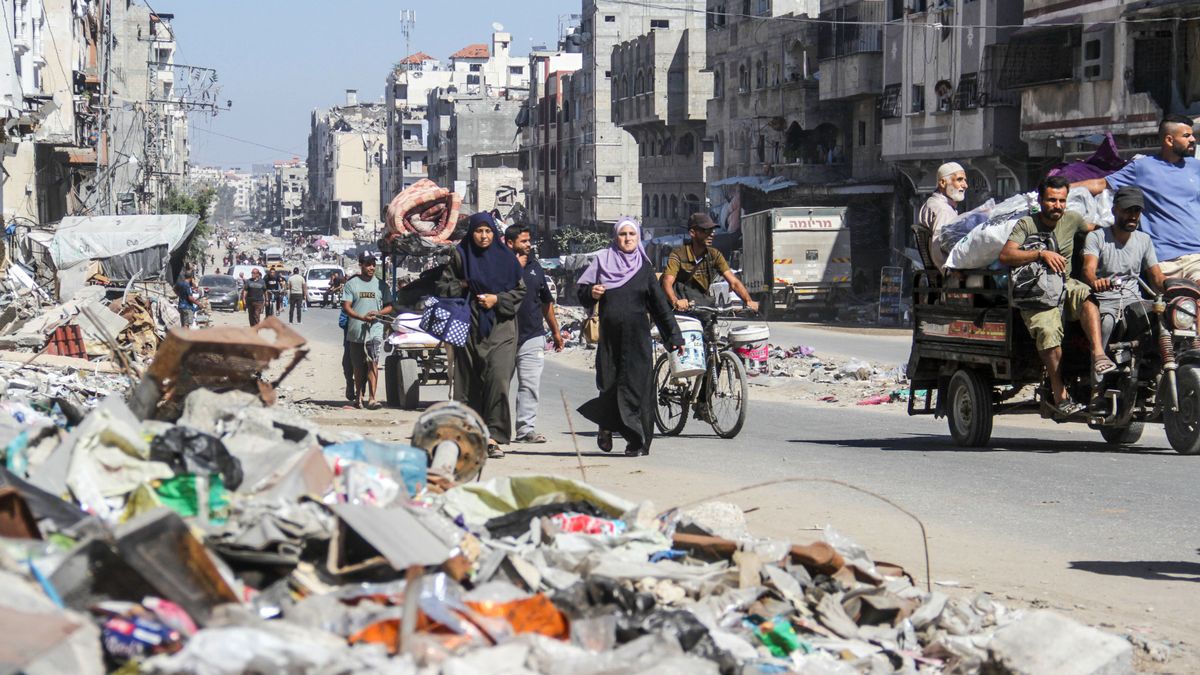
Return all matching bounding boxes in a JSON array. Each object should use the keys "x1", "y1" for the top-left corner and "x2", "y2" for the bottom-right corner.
[{"x1": 577, "y1": 217, "x2": 649, "y2": 290}]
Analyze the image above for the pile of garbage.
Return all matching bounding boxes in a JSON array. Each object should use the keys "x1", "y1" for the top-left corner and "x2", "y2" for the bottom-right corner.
[
  {"x1": 738, "y1": 344, "x2": 910, "y2": 406},
  {"x1": 0, "y1": 324, "x2": 1138, "y2": 674}
]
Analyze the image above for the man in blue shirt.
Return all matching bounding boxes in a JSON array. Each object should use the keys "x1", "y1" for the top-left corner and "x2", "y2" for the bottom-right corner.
[
  {"x1": 174, "y1": 272, "x2": 199, "y2": 329},
  {"x1": 505, "y1": 224, "x2": 564, "y2": 443},
  {"x1": 1076, "y1": 114, "x2": 1200, "y2": 279}
]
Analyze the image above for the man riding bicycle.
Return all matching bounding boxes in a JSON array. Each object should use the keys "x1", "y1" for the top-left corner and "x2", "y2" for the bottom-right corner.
[{"x1": 662, "y1": 213, "x2": 760, "y2": 313}]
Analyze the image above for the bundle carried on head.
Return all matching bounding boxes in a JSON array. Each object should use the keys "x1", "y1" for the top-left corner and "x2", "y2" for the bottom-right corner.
[{"x1": 383, "y1": 179, "x2": 463, "y2": 244}]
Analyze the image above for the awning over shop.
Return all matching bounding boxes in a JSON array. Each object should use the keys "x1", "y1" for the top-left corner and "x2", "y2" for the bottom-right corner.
[{"x1": 710, "y1": 175, "x2": 798, "y2": 193}]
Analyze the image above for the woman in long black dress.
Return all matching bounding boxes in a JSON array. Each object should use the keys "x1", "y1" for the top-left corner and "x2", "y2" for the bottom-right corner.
[
  {"x1": 436, "y1": 212, "x2": 526, "y2": 458},
  {"x1": 577, "y1": 217, "x2": 683, "y2": 456}
]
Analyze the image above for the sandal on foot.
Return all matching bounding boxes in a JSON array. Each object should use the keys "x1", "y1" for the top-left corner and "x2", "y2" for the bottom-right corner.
[
  {"x1": 1056, "y1": 399, "x2": 1085, "y2": 416},
  {"x1": 523, "y1": 432, "x2": 548, "y2": 444},
  {"x1": 1093, "y1": 356, "x2": 1117, "y2": 376},
  {"x1": 597, "y1": 430, "x2": 613, "y2": 453},
  {"x1": 365, "y1": 400, "x2": 382, "y2": 410},
  {"x1": 487, "y1": 442, "x2": 505, "y2": 459}
]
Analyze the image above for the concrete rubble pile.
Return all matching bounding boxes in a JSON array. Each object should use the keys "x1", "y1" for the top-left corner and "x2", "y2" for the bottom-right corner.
[
  {"x1": 740, "y1": 344, "x2": 910, "y2": 407},
  {"x1": 0, "y1": 324, "x2": 1137, "y2": 675}
]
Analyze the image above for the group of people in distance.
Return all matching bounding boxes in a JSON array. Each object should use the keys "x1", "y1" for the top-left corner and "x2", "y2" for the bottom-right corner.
[
  {"x1": 333, "y1": 210, "x2": 761, "y2": 458},
  {"x1": 919, "y1": 114, "x2": 1200, "y2": 415}
]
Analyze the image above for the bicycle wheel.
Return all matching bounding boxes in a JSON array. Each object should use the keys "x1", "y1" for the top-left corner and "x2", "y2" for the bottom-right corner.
[
  {"x1": 653, "y1": 352, "x2": 689, "y2": 436},
  {"x1": 709, "y1": 350, "x2": 748, "y2": 439}
]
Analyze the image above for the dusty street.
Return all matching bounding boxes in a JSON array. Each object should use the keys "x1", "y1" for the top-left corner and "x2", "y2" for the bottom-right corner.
[{"x1": 229, "y1": 304, "x2": 1200, "y2": 671}]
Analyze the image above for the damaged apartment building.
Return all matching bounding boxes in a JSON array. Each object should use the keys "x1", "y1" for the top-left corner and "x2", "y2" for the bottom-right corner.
[
  {"x1": 611, "y1": 10, "x2": 713, "y2": 238},
  {"x1": 385, "y1": 31, "x2": 530, "y2": 218},
  {"x1": 1004, "y1": 0, "x2": 1200, "y2": 168},
  {"x1": 519, "y1": 37, "x2": 584, "y2": 238},
  {"x1": 2, "y1": 1, "x2": 189, "y2": 228},
  {"x1": 306, "y1": 90, "x2": 386, "y2": 236},
  {"x1": 705, "y1": 0, "x2": 895, "y2": 276}
]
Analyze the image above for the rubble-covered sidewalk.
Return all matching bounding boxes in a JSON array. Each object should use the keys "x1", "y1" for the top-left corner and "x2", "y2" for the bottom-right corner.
[{"x1": 0, "y1": 320, "x2": 1144, "y2": 674}]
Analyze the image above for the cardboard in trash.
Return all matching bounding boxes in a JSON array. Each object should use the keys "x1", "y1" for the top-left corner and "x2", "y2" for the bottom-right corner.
[
  {"x1": 51, "y1": 508, "x2": 239, "y2": 625},
  {"x1": 326, "y1": 503, "x2": 452, "y2": 576}
]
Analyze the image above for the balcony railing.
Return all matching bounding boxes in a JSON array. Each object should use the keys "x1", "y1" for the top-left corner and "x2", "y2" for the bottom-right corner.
[{"x1": 817, "y1": 1, "x2": 884, "y2": 60}]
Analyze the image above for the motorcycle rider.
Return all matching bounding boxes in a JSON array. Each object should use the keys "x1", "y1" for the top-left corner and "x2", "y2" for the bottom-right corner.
[{"x1": 1079, "y1": 186, "x2": 1167, "y2": 378}]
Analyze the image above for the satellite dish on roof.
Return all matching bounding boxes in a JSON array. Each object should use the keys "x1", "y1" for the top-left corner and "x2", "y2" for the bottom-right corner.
[{"x1": 492, "y1": 22, "x2": 504, "y2": 32}]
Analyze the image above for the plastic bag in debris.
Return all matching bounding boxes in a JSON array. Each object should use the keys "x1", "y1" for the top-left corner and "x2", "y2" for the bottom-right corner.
[
  {"x1": 823, "y1": 526, "x2": 880, "y2": 582},
  {"x1": 149, "y1": 426, "x2": 244, "y2": 491},
  {"x1": 153, "y1": 474, "x2": 230, "y2": 524},
  {"x1": 944, "y1": 192, "x2": 1035, "y2": 270},
  {"x1": 140, "y1": 625, "x2": 362, "y2": 675},
  {"x1": 65, "y1": 408, "x2": 174, "y2": 518},
  {"x1": 839, "y1": 360, "x2": 872, "y2": 381},
  {"x1": 439, "y1": 475, "x2": 635, "y2": 527},
  {"x1": 484, "y1": 500, "x2": 611, "y2": 539},
  {"x1": 324, "y1": 440, "x2": 427, "y2": 500},
  {"x1": 524, "y1": 632, "x2": 721, "y2": 675}
]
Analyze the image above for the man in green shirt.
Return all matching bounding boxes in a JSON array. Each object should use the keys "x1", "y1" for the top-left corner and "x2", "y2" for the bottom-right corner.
[
  {"x1": 342, "y1": 254, "x2": 393, "y2": 409},
  {"x1": 662, "y1": 213, "x2": 758, "y2": 312},
  {"x1": 999, "y1": 175, "x2": 1096, "y2": 414}
]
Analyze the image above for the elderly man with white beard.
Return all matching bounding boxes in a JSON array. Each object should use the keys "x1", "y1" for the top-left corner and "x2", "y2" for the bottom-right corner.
[{"x1": 918, "y1": 162, "x2": 969, "y2": 270}]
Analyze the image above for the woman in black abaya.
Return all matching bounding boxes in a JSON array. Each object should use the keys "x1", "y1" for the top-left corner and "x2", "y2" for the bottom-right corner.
[
  {"x1": 436, "y1": 212, "x2": 525, "y2": 458},
  {"x1": 577, "y1": 217, "x2": 683, "y2": 456}
]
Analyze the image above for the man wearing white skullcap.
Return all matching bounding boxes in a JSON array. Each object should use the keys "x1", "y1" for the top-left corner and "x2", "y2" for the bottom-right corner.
[{"x1": 917, "y1": 162, "x2": 969, "y2": 269}]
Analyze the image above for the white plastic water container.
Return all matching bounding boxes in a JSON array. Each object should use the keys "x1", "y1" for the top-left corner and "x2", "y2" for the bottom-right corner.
[
  {"x1": 729, "y1": 325, "x2": 771, "y2": 365},
  {"x1": 670, "y1": 316, "x2": 706, "y2": 378}
]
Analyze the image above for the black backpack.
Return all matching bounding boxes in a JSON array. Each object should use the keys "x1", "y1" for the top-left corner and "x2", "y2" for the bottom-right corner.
[{"x1": 1010, "y1": 230, "x2": 1065, "y2": 311}]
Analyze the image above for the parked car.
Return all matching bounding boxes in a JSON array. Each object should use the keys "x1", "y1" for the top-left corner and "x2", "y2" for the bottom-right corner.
[
  {"x1": 199, "y1": 274, "x2": 239, "y2": 311},
  {"x1": 306, "y1": 264, "x2": 346, "y2": 306}
]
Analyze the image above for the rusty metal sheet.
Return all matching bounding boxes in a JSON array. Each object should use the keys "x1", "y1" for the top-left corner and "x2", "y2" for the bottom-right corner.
[{"x1": 143, "y1": 316, "x2": 308, "y2": 420}]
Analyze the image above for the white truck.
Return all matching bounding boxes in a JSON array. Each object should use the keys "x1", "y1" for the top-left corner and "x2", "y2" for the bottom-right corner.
[{"x1": 741, "y1": 206, "x2": 852, "y2": 319}]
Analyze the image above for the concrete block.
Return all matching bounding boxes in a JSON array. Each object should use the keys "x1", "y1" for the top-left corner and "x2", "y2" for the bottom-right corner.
[{"x1": 988, "y1": 611, "x2": 1133, "y2": 675}]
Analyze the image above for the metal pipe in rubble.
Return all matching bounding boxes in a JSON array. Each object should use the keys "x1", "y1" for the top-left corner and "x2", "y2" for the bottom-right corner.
[
  {"x1": 430, "y1": 440, "x2": 461, "y2": 475},
  {"x1": 410, "y1": 401, "x2": 489, "y2": 482}
]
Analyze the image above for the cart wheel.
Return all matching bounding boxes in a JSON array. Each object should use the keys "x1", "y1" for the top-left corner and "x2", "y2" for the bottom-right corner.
[
  {"x1": 1099, "y1": 422, "x2": 1144, "y2": 446},
  {"x1": 396, "y1": 357, "x2": 420, "y2": 410},
  {"x1": 946, "y1": 368, "x2": 993, "y2": 447},
  {"x1": 384, "y1": 355, "x2": 401, "y2": 408},
  {"x1": 1165, "y1": 365, "x2": 1200, "y2": 454}
]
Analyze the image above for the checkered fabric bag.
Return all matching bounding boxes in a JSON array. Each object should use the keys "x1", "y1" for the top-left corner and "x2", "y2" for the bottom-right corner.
[{"x1": 420, "y1": 296, "x2": 471, "y2": 347}]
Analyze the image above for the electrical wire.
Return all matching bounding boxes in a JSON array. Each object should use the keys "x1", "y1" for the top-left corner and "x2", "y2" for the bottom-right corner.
[{"x1": 609, "y1": 0, "x2": 1200, "y2": 29}]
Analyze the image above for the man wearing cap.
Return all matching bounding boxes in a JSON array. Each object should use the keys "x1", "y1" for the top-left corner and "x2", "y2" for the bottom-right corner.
[
  {"x1": 1075, "y1": 114, "x2": 1200, "y2": 279},
  {"x1": 918, "y1": 162, "x2": 969, "y2": 269},
  {"x1": 662, "y1": 213, "x2": 759, "y2": 313},
  {"x1": 1080, "y1": 186, "x2": 1167, "y2": 378},
  {"x1": 342, "y1": 254, "x2": 393, "y2": 410}
]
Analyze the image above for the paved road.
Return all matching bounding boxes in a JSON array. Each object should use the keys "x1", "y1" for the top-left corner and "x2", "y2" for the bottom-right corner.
[{"x1": 288, "y1": 306, "x2": 1200, "y2": 648}]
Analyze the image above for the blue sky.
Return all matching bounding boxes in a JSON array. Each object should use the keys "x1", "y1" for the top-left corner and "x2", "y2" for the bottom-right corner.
[{"x1": 151, "y1": 0, "x2": 569, "y2": 168}]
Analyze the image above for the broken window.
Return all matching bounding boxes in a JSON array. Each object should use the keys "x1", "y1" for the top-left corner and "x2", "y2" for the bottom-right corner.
[
  {"x1": 878, "y1": 84, "x2": 897, "y2": 118},
  {"x1": 953, "y1": 73, "x2": 979, "y2": 110},
  {"x1": 998, "y1": 25, "x2": 1079, "y2": 89},
  {"x1": 934, "y1": 80, "x2": 953, "y2": 112}
]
